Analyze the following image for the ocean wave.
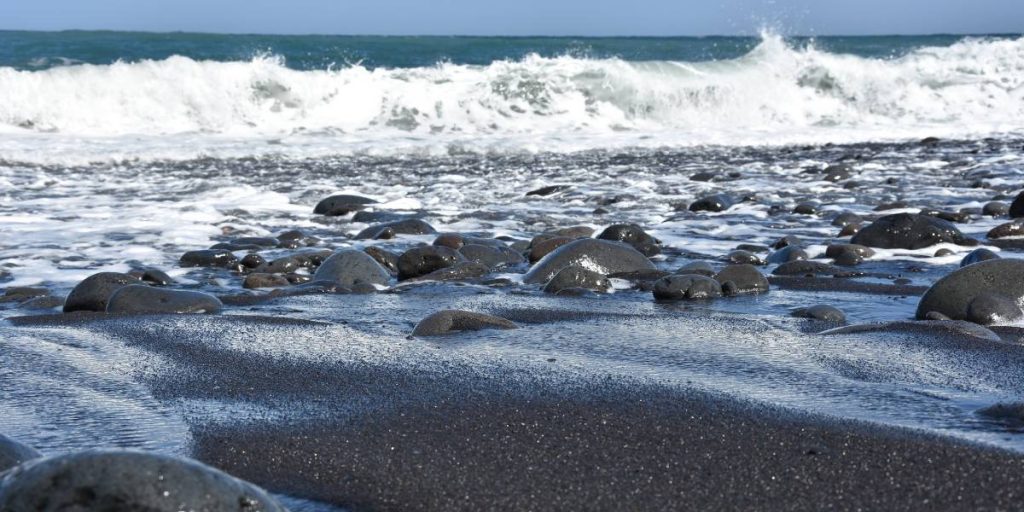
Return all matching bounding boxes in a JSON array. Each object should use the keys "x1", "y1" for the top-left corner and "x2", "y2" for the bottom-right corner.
[{"x1": 0, "y1": 33, "x2": 1022, "y2": 144}]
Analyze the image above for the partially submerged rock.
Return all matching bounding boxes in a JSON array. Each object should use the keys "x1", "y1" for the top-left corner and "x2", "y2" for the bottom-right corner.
[
  {"x1": 106, "y1": 285, "x2": 223, "y2": 315},
  {"x1": 63, "y1": 272, "x2": 140, "y2": 313},
  {"x1": 851, "y1": 213, "x2": 975, "y2": 249},
  {"x1": 524, "y1": 239, "x2": 655, "y2": 285},
  {"x1": 0, "y1": 450, "x2": 285, "y2": 511},
  {"x1": 313, "y1": 194, "x2": 377, "y2": 216},
  {"x1": 652, "y1": 275, "x2": 722, "y2": 300},
  {"x1": 411, "y1": 310, "x2": 517, "y2": 337},
  {"x1": 916, "y1": 259, "x2": 1024, "y2": 322},
  {"x1": 313, "y1": 250, "x2": 391, "y2": 288},
  {"x1": 544, "y1": 265, "x2": 611, "y2": 294},
  {"x1": 715, "y1": 264, "x2": 769, "y2": 295}
]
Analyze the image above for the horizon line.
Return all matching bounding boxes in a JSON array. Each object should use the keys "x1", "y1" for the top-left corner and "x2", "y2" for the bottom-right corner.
[{"x1": 0, "y1": 28, "x2": 1021, "y2": 39}]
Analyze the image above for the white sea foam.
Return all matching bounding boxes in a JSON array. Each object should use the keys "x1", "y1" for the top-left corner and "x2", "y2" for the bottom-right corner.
[{"x1": 0, "y1": 34, "x2": 1023, "y2": 163}]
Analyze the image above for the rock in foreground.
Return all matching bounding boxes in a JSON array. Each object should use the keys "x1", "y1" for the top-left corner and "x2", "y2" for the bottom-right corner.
[
  {"x1": 106, "y1": 285, "x2": 223, "y2": 315},
  {"x1": 524, "y1": 239, "x2": 655, "y2": 285},
  {"x1": 916, "y1": 259, "x2": 1024, "y2": 323},
  {"x1": 412, "y1": 310, "x2": 518, "y2": 337},
  {"x1": 851, "y1": 213, "x2": 975, "y2": 250},
  {"x1": 63, "y1": 272, "x2": 140, "y2": 313}
]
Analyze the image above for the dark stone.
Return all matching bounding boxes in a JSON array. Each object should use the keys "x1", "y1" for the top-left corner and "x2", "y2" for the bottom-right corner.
[
  {"x1": 140, "y1": 269, "x2": 173, "y2": 286},
  {"x1": 409, "y1": 262, "x2": 489, "y2": 282},
  {"x1": 736, "y1": 244, "x2": 770, "y2": 254},
  {"x1": 714, "y1": 264, "x2": 769, "y2": 295},
  {"x1": 772, "y1": 235, "x2": 802, "y2": 250},
  {"x1": 0, "y1": 435, "x2": 41, "y2": 473},
  {"x1": 983, "y1": 201, "x2": 1009, "y2": 217},
  {"x1": 525, "y1": 185, "x2": 571, "y2": 197},
  {"x1": 240, "y1": 253, "x2": 266, "y2": 269},
  {"x1": 919, "y1": 209, "x2": 970, "y2": 223},
  {"x1": 313, "y1": 250, "x2": 391, "y2": 288},
  {"x1": 791, "y1": 305, "x2": 846, "y2": 323},
  {"x1": 276, "y1": 229, "x2": 306, "y2": 242},
  {"x1": 1009, "y1": 191, "x2": 1024, "y2": 218},
  {"x1": 17, "y1": 296, "x2": 64, "y2": 310},
  {"x1": 313, "y1": 194, "x2": 377, "y2": 216},
  {"x1": 825, "y1": 244, "x2": 875, "y2": 259},
  {"x1": 411, "y1": 310, "x2": 517, "y2": 336},
  {"x1": 63, "y1": 272, "x2": 140, "y2": 313},
  {"x1": 874, "y1": 201, "x2": 909, "y2": 211},
  {"x1": 0, "y1": 450, "x2": 284, "y2": 511},
  {"x1": 822, "y1": 164, "x2": 852, "y2": 182},
  {"x1": 0, "y1": 287, "x2": 48, "y2": 303},
  {"x1": 256, "y1": 256, "x2": 299, "y2": 274},
  {"x1": 793, "y1": 203, "x2": 818, "y2": 215},
  {"x1": 652, "y1": 275, "x2": 722, "y2": 300},
  {"x1": 987, "y1": 221, "x2": 1024, "y2": 239},
  {"x1": 832, "y1": 212, "x2": 863, "y2": 227},
  {"x1": 676, "y1": 261, "x2": 715, "y2": 277},
  {"x1": 966, "y1": 293, "x2": 1024, "y2": 325},
  {"x1": 179, "y1": 249, "x2": 239, "y2": 268},
  {"x1": 524, "y1": 239, "x2": 655, "y2": 285},
  {"x1": 356, "y1": 219, "x2": 437, "y2": 240},
  {"x1": 243, "y1": 273, "x2": 291, "y2": 289},
  {"x1": 766, "y1": 246, "x2": 808, "y2": 265},
  {"x1": 961, "y1": 248, "x2": 1000, "y2": 267},
  {"x1": 916, "y1": 259, "x2": 1024, "y2": 321},
  {"x1": 772, "y1": 261, "x2": 841, "y2": 276},
  {"x1": 690, "y1": 171, "x2": 716, "y2": 182},
  {"x1": 460, "y1": 244, "x2": 524, "y2": 270},
  {"x1": 596, "y1": 224, "x2": 661, "y2": 257},
  {"x1": 106, "y1": 285, "x2": 222, "y2": 315},
  {"x1": 544, "y1": 265, "x2": 610, "y2": 294},
  {"x1": 976, "y1": 403, "x2": 1024, "y2": 427},
  {"x1": 398, "y1": 246, "x2": 466, "y2": 281},
  {"x1": 689, "y1": 194, "x2": 735, "y2": 213},
  {"x1": 935, "y1": 248, "x2": 955, "y2": 257},
  {"x1": 725, "y1": 250, "x2": 763, "y2": 266},
  {"x1": 351, "y1": 211, "x2": 417, "y2": 224},
  {"x1": 851, "y1": 213, "x2": 975, "y2": 249},
  {"x1": 363, "y1": 246, "x2": 400, "y2": 275},
  {"x1": 838, "y1": 223, "x2": 861, "y2": 237}
]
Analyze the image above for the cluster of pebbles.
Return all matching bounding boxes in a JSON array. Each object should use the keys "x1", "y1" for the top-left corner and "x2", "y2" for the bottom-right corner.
[{"x1": 5, "y1": 153, "x2": 1024, "y2": 506}]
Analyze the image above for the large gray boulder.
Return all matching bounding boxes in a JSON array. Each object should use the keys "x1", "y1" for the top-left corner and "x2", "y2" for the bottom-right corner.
[
  {"x1": 916, "y1": 259, "x2": 1024, "y2": 322},
  {"x1": 0, "y1": 435, "x2": 41, "y2": 473},
  {"x1": 106, "y1": 285, "x2": 223, "y2": 315},
  {"x1": 0, "y1": 450, "x2": 285, "y2": 511},
  {"x1": 411, "y1": 310, "x2": 517, "y2": 337},
  {"x1": 524, "y1": 239, "x2": 655, "y2": 285},
  {"x1": 313, "y1": 250, "x2": 391, "y2": 287},
  {"x1": 63, "y1": 272, "x2": 141, "y2": 313},
  {"x1": 851, "y1": 213, "x2": 975, "y2": 250}
]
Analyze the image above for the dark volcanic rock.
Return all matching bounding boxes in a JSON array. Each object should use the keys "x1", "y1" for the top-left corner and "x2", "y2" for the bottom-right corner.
[
  {"x1": 0, "y1": 435, "x2": 41, "y2": 473},
  {"x1": 961, "y1": 248, "x2": 1000, "y2": 267},
  {"x1": 916, "y1": 259, "x2": 1024, "y2": 321},
  {"x1": 792, "y1": 305, "x2": 846, "y2": 323},
  {"x1": 106, "y1": 285, "x2": 223, "y2": 315},
  {"x1": 983, "y1": 201, "x2": 1009, "y2": 217},
  {"x1": 363, "y1": 246, "x2": 400, "y2": 275},
  {"x1": 1010, "y1": 191, "x2": 1024, "y2": 218},
  {"x1": 771, "y1": 235, "x2": 802, "y2": 250},
  {"x1": 793, "y1": 203, "x2": 818, "y2": 215},
  {"x1": 0, "y1": 450, "x2": 284, "y2": 511},
  {"x1": 411, "y1": 310, "x2": 517, "y2": 336},
  {"x1": 63, "y1": 272, "x2": 140, "y2": 313},
  {"x1": 715, "y1": 264, "x2": 770, "y2": 295},
  {"x1": 652, "y1": 274, "x2": 722, "y2": 300},
  {"x1": 313, "y1": 250, "x2": 391, "y2": 288},
  {"x1": 398, "y1": 246, "x2": 466, "y2": 281},
  {"x1": 596, "y1": 224, "x2": 661, "y2": 257},
  {"x1": 832, "y1": 212, "x2": 863, "y2": 227},
  {"x1": 256, "y1": 256, "x2": 299, "y2": 274},
  {"x1": 689, "y1": 194, "x2": 735, "y2": 213},
  {"x1": 529, "y1": 237, "x2": 574, "y2": 263},
  {"x1": 987, "y1": 221, "x2": 1024, "y2": 239},
  {"x1": 355, "y1": 219, "x2": 437, "y2": 240},
  {"x1": 966, "y1": 293, "x2": 1024, "y2": 326},
  {"x1": 544, "y1": 265, "x2": 611, "y2": 294},
  {"x1": 408, "y1": 262, "x2": 489, "y2": 282},
  {"x1": 460, "y1": 244, "x2": 524, "y2": 270},
  {"x1": 772, "y1": 261, "x2": 842, "y2": 277},
  {"x1": 525, "y1": 185, "x2": 571, "y2": 197},
  {"x1": 180, "y1": 249, "x2": 239, "y2": 268},
  {"x1": 851, "y1": 213, "x2": 975, "y2": 249},
  {"x1": 725, "y1": 250, "x2": 763, "y2": 266},
  {"x1": 766, "y1": 246, "x2": 808, "y2": 264},
  {"x1": 140, "y1": 269, "x2": 174, "y2": 286},
  {"x1": 0, "y1": 287, "x2": 48, "y2": 303},
  {"x1": 523, "y1": 239, "x2": 655, "y2": 285},
  {"x1": 243, "y1": 273, "x2": 291, "y2": 289},
  {"x1": 313, "y1": 194, "x2": 377, "y2": 216},
  {"x1": 676, "y1": 261, "x2": 716, "y2": 277},
  {"x1": 240, "y1": 253, "x2": 266, "y2": 269}
]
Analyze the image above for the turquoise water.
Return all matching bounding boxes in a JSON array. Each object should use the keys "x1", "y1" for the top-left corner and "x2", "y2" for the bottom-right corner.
[{"x1": 0, "y1": 30, "x2": 1015, "y2": 70}]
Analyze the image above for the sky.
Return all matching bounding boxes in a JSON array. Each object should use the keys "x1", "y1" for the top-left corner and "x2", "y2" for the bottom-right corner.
[{"x1": 0, "y1": 0, "x2": 1021, "y2": 36}]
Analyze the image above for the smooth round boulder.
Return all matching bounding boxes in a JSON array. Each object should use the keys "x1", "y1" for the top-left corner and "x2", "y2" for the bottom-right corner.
[
  {"x1": 140, "y1": 269, "x2": 174, "y2": 286},
  {"x1": 0, "y1": 435, "x2": 41, "y2": 473},
  {"x1": 523, "y1": 239, "x2": 655, "y2": 285},
  {"x1": 916, "y1": 259, "x2": 1024, "y2": 321},
  {"x1": 0, "y1": 450, "x2": 284, "y2": 511},
  {"x1": 313, "y1": 194, "x2": 377, "y2": 216},
  {"x1": 831, "y1": 212, "x2": 863, "y2": 227},
  {"x1": 106, "y1": 285, "x2": 223, "y2": 315},
  {"x1": 411, "y1": 310, "x2": 517, "y2": 337},
  {"x1": 961, "y1": 248, "x2": 1000, "y2": 267},
  {"x1": 460, "y1": 244, "x2": 524, "y2": 270},
  {"x1": 791, "y1": 305, "x2": 846, "y2": 323},
  {"x1": 543, "y1": 265, "x2": 611, "y2": 294},
  {"x1": 596, "y1": 224, "x2": 661, "y2": 257},
  {"x1": 983, "y1": 201, "x2": 1009, "y2": 217},
  {"x1": 63, "y1": 272, "x2": 140, "y2": 313},
  {"x1": 363, "y1": 246, "x2": 400, "y2": 275},
  {"x1": 772, "y1": 261, "x2": 841, "y2": 276},
  {"x1": 676, "y1": 261, "x2": 715, "y2": 277},
  {"x1": 966, "y1": 293, "x2": 1023, "y2": 325},
  {"x1": 529, "y1": 236, "x2": 574, "y2": 263},
  {"x1": 240, "y1": 253, "x2": 265, "y2": 269},
  {"x1": 725, "y1": 250, "x2": 763, "y2": 266},
  {"x1": 987, "y1": 221, "x2": 1024, "y2": 239},
  {"x1": 397, "y1": 246, "x2": 465, "y2": 281},
  {"x1": 766, "y1": 246, "x2": 808, "y2": 264},
  {"x1": 1009, "y1": 191, "x2": 1024, "y2": 218},
  {"x1": 242, "y1": 273, "x2": 290, "y2": 289},
  {"x1": 851, "y1": 213, "x2": 975, "y2": 249},
  {"x1": 355, "y1": 219, "x2": 437, "y2": 240},
  {"x1": 714, "y1": 264, "x2": 769, "y2": 295},
  {"x1": 652, "y1": 274, "x2": 722, "y2": 300},
  {"x1": 179, "y1": 249, "x2": 239, "y2": 269},
  {"x1": 313, "y1": 250, "x2": 391, "y2": 287},
  {"x1": 689, "y1": 194, "x2": 735, "y2": 213}
]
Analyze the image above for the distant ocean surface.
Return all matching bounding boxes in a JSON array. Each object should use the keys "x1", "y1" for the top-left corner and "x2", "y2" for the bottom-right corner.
[{"x1": 0, "y1": 30, "x2": 1021, "y2": 162}]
